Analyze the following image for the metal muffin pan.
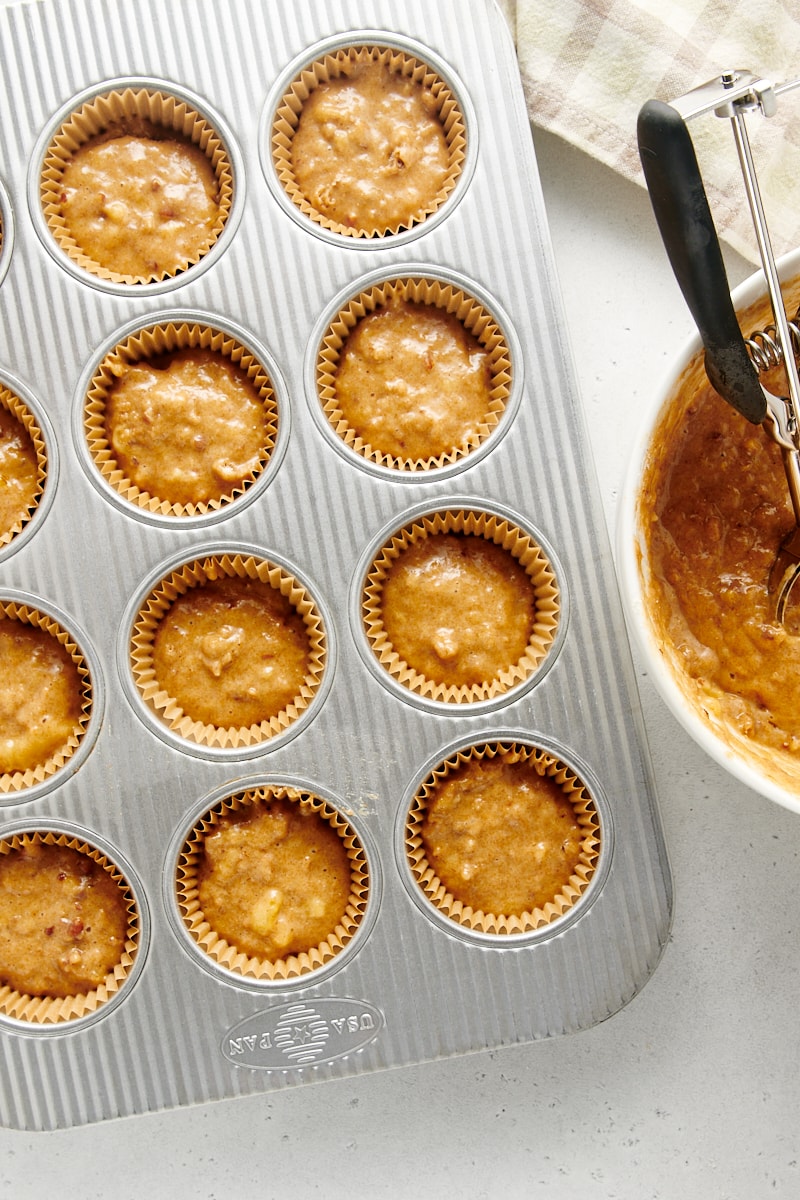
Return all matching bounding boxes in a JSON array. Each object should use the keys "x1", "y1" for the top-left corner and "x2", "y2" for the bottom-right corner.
[{"x1": 0, "y1": 0, "x2": 672, "y2": 1129}]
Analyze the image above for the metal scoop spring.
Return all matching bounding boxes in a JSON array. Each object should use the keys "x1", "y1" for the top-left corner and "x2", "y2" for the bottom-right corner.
[{"x1": 745, "y1": 309, "x2": 800, "y2": 372}]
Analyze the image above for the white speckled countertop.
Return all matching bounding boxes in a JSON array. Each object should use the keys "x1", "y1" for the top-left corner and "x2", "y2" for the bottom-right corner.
[{"x1": 1, "y1": 4, "x2": 798, "y2": 1196}]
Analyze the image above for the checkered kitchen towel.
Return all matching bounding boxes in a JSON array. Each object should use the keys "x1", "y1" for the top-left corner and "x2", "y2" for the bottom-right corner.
[{"x1": 502, "y1": 0, "x2": 800, "y2": 263}]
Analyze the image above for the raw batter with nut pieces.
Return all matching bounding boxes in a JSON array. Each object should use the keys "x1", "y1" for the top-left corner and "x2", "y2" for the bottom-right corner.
[
  {"x1": 0, "y1": 618, "x2": 83, "y2": 775},
  {"x1": 60, "y1": 130, "x2": 220, "y2": 277},
  {"x1": 422, "y1": 753, "x2": 586, "y2": 915},
  {"x1": 0, "y1": 842, "x2": 129, "y2": 997},
  {"x1": 0, "y1": 404, "x2": 39, "y2": 538},
  {"x1": 152, "y1": 575, "x2": 312, "y2": 729},
  {"x1": 290, "y1": 60, "x2": 450, "y2": 233},
  {"x1": 105, "y1": 348, "x2": 269, "y2": 506},
  {"x1": 333, "y1": 299, "x2": 493, "y2": 461},
  {"x1": 379, "y1": 532, "x2": 536, "y2": 687},
  {"x1": 197, "y1": 795, "x2": 352, "y2": 961}
]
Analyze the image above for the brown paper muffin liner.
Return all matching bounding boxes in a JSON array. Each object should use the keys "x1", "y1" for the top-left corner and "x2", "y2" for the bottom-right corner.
[
  {"x1": 40, "y1": 85, "x2": 233, "y2": 285},
  {"x1": 362, "y1": 509, "x2": 560, "y2": 703},
  {"x1": 0, "y1": 830, "x2": 140, "y2": 1025},
  {"x1": 130, "y1": 553, "x2": 327, "y2": 749},
  {"x1": 176, "y1": 784, "x2": 370, "y2": 982},
  {"x1": 316, "y1": 276, "x2": 512, "y2": 471},
  {"x1": 0, "y1": 600, "x2": 93, "y2": 795},
  {"x1": 83, "y1": 320, "x2": 279, "y2": 517},
  {"x1": 405, "y1": 741, "x2": 601, "y2": 936},
  {"x1": 0, "y1": 385, "x2": 47, "y2": 547},
  {"x1": 271, "y1": 44, "x2": 466, "y2": 239}
]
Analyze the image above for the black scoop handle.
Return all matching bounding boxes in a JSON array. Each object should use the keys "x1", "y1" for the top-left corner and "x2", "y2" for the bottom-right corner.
[{"x1": 637, "y1": 98, "x2": 766, "y2": 424}]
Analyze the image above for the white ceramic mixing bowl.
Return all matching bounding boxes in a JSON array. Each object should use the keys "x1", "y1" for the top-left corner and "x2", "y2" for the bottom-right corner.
[{"x1": 617, "y1": 247, "x2": 800, "y2": 816}]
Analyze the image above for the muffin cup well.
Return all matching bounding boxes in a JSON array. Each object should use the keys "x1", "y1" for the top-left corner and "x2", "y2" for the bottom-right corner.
[
  {"x1": 404, "y1": 740, "x2": 601, "y2": 936},
  {"x1": 0, "y1": 174, "x2": 13, "y2": 287},
  {"x1": 128, "y1": 551, "x2": 328, "y2": 751},
  {"x1": 270, "y1": 39, "x2": 467, "y2": 240},
  {"x1": 0, "y1": 598, "x2": 96, "y2": 797},
  {"x1": 0, "y1": 384, "x2": 47, "y2": 549},
  {"x1": 0, "y1": 829, "x2": 142, "y2": 1027},
  {"x1": 361, "y1": 507, "x2": 561, "y2": 705},
  {"x1": 316, "y1": 274, "x2": 513, "y2": 472},
  {"x1": 174, "y1": 783, "x2": 370, "y2": 984},
  {"x1": 37, "y1": 80, "x2": 235, "y2": 286},
  {"x1": 82, "y1": 318, "x2": 280, "y2": 518}
]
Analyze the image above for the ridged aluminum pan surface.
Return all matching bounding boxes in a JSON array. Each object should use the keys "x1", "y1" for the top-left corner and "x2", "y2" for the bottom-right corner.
[{"x1": 0, "y1": 0, "x2": 672, "y2": 1129}]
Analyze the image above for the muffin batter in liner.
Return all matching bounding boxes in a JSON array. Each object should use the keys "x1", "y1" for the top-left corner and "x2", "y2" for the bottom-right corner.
[
  {"x1": 39, "y1": 84, "x2": 233, "y2": 285},
  {"x1": 271, "y1": 43, "x2": 466, "y2": 239},
  {"x1": 0, "y1": 600, "x2": 93, "y2": 796},
  {"x1": 362, "y1": 509, "x2": 560, "y2": 704},
  {"x1": 405, "y1": 741, "x2": 600, "y2": 935},
  {"x1": 129, "y1": 553, "x2": 327, "y2": 749},
  {"x1": 0, "y1": 385, "x2": 47, "y2": 548},
  {"x1": 316, "y1": 275, "x2": 512, "y2": 471},
  {"x1": 0, "y1": 830, "x2": 140, "y2": 1025},
  {"x1": 175, "y1": 784, "x2": 370, "y2": 983},
  {"x1": 83, "y1": 320, "x2": 279, "y2": 517}
]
